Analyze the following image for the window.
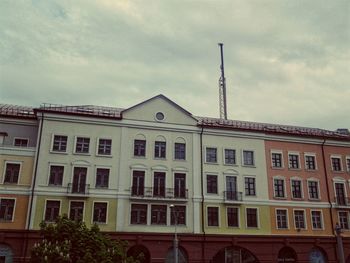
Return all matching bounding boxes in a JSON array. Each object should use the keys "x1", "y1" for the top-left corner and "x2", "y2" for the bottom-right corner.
[
  {"x1": 338, "y1": 211, "x2": 349, "y2": 229},
  {"x1": 14, "y1": 138, "x2": 28, "y2": 147},
  {"x1": 346, "y1": 157, "x2": 350, "y2": 172},
  {"x1": 170, "y1": 205, "x2": 186, "y2": 225},
  {"x1": 131, "y1": 204, "x2": 147, "y2": 224},
  {"x1": 174, "y1": 173, "x2": 186, "y2": 198},
  {"x1": 294, "y1": 210, "x2": 306, "y2": 229},
  {"x1": 311, "y1": 211, "x2": 323, "y2": 229},
  {"x1": 45, "y1": 200, "x2": 60, "y2": 222},
  {"x1": 227, "y1": 207, "x2": 239, "y2": 227},
  {"x1": 134, "y1": 140, "x2": 146, "y2": 157},
  {"x1": 243, "y1": 151, "x2": 254, "y2": 166},
  {"x1": 288, "y1": 154, "x2": 299, "y2": 169},
  {"x1": 0, "y1": 199, "x2": 15, "y2": 221},
  {"x1": 291, "y1": 180, "x2": 302, "y2": 199},
  {"x1": 276, "y1": 209, "x2": 288, "y2": 229},
  {"x1": 308, "y1": 181, "x2": 319, "y2": 199},
  {"x1": 331, "y1": 157, "x2": 342, "y2": 171},
  {"x1": 93, "y1": 202, "x2": 107, "y2": 223},
  {"x1": 48, "y1": 165, "x2": 64, "y2": 186},
  {"x1": 98, "y1": 139, "x2": 112, "y2": 155},
  {"x1": 206, "y1": 147, "x2": 217, "y2": 163},
  {"x1": 151, "y1": 205, "x2": 166, "y2": 225},
  {"x1": 246, "y1": 208, "x2": 258, "y2": 228},
  {"x1": 69, "y1": 201, "x2": 84, "y2": 221},
  {"x1": 244, "y1": 177, "x2": 256, "y2": 196},
  {"x1": 207, "y1": 175, "x2": 218, "y2": 194},
  {"x1": 174, "y1": 143, "x2": 186, "y2": 160},
  {"x1": 224, "y1": 149, "x2": 236, "y2": 165},
  {"x1": 75, "y1": 137, "x2": 90, "y2": 154},
  {"x1": 4, "y1": 163, "x2": 20, "y2": 184},
  {"x1": 207, "y1": 207, "x2": 219, "y2": 226},
  {"x1": 271, "y1": 152, "x2": 283, "y2": 168},
  {"x1": 305, "y1": 155, "x2": 316, "y2": 170},
  {"x1": 274, "y1": 178, "x2": 285, "y2": 198},
  {"x1": 155, "y1": 112, "x2": 165, "y2": 121},
  {"x1": 153, "y1": 172, "x2": 165, "y2": 197},
  {"x1": 95, "y1": 168, "x2": 109, "y2": 188},
  {"x1": 72, "y1": 167, "x2": 87, "y2": 194},
  {"x1": 154, "y1": 141, "x2": 166, "y2": 158},
  {"x1": 132, "y1": 171, "x2": 145, "y2": 196},
  {"x1": 52, "y1": 135, "x2": 67, "y2": 152}
]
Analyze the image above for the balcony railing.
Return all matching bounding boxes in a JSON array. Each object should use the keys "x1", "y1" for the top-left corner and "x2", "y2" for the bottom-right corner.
[
  {"x1": 223, "y1": 191, "x2": 243, "y2": 202},
  {"x1": 67, "y1": 183, "x2": 90, "y2": 196},
  {"x1": 334, "y1": 196, "x2": 350, "y2": 207},
  {"x1": 130, "y1": 187, "x2": 188, "y2": 200}
]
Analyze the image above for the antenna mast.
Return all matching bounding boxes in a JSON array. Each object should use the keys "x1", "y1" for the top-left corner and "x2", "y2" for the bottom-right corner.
[{"x1": 218, "y1": 43, "x2": 227, "y2": 120}]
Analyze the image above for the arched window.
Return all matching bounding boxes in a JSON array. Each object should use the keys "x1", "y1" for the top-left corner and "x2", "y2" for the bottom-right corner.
[
  {"x1": 174, "y1": 137, "x2": 186, "y2": 160},
  {"x1": 309, "y1": 247, "x2": 327, "y2": 263},
  {"x1": 212, "y1": 246, "x2": 258, "y2": 263},
  {"x1": 127, "y1": 245, "x2": 150, "y2": 263},
  {"x1": 165, "y1": 246, "x2": 188, "y2": 263},
  {"x1": 0, "y1": 244, "x2": 13, "y2": 263},
  {"x1": 277, "y1": 247, "x2": 297, "y2": 262}
]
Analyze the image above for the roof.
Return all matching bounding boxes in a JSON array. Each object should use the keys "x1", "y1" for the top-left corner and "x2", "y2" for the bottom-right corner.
[
  {"x1": 0, "y1": 104, "x2": 36, "y2": 119},
  {"x1": 198, "y1": 117, "x2": 350, "y2": 140}
]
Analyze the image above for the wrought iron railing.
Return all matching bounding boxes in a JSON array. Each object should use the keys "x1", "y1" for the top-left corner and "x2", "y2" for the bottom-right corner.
[
  {"x1": 130, "y1": 187, "x2": 188, "y2": 199},
  {"x1": 67, "y1": 183, "x2": 90, "y2": 195},
  {"x1": 223, "y1": 191, "x2": 243, "y2": 202}
]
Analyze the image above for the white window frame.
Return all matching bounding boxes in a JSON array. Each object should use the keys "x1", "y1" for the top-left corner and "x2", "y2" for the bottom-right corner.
[
  {"x1": 271, "y1": 150, "x2": 284, "y2": 169},
  {"x1": 223, "y1": 148, "x2": 236, "y2": 165},
  {"x1": 330, "y1": 155, "x2": 343, "y2": 172},
  {"x1": 310, "y1": 210, "x2": 324, "y2": 230},
  {"x1": 275, "y1": 208, "x2": 289, "y2": 230},
  {"x1": 205, "y1": 173, "x2": 219, "y2": 195},
  {"x1": 338, "y1": 210, "x2": 350, "y2": 230},
  {"x1": 74, "y1": 136, "x2": 91, "y2": 155},
  {"x1": 47, "y1": 163, "x2": 66, "y2": 186},
  {"x1": 2, "y1": 161, "x2": 22, "y2": 184},
  {"x1": 206, "y1": 205, "x2": 220, "y2": 227},
  {"x1": 174, "y1": 137, "x2": 186, "y2": 161},
  {"x1": 130, "y1": 203, "x2": 149, "y2": 225},
  {"x1": 307, "y1": 178, "x2": 321, "y2": 200},
  {"x1": 273, "y1": 176, "x2": 287, "y2": 199},
  {"x1": 68, "y1": 200, "x2": 86, "y2": 221},
  {"x1": 50, "y1": 134, "x2": 69, "y2": 154},
  {"x1": 290, "y1": 177, "x2": 304, "y2": 199},
  {"x1": 95, "y1": 166, "x2": 111, "y2": 189},
  {"x1": 345, "y1": 156, "x2": 350, "y2": 172},
  {"x1": 91, "y1": 201, "x2": 109, "y2": 224},
  {"x1": 226, "y1": 206, "x2": 240, "y2": 228},
  {"x1": 293, "y1": 209, "x2": 307, "y2": 230},
  {"x1": 242, "y1": 150, "x2": 255, "y2": 167},
  {"x1": 96, "y1": 137, "x2": 113, "y2": 157},
  {"x1": 245, "y1": 207, "x2": 259, "y2": 229},
  {"x1": 288, "y1": 151, "x2": 301, "y2": 169},
  {"x1": 13, "y1": 137, "x2": 29, "y2": 147},
  {"x1": 205, "y1": 146, "x2": 218, "y2": 164},
  {"x1": 304, "y1": 152, "x2": 317, "y2": 170},
  {"x1": 43, "y1": 199, "x2": 62, "y2": 222},
  {"x1": 0, "y1": 198, "x2": 16, "y2": 222},
  {"x1": 70, "y1": 165, "x2": 89, "y2": 186},
  {"x1": 244, "y1": 176, "x2": 256, "y2": 197}
]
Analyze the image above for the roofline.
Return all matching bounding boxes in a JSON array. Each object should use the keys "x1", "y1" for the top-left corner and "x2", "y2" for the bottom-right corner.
[{"x1": 33, "y1": 109, "x2": 122, "y2": 120}]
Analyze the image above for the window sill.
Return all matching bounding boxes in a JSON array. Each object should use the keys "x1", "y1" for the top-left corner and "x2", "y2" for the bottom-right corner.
[
  {"x1": 305, "y1": 169, "x2": 317, "y2": 172},
  {"x1": 0, "y1": 220, "x2": 13, "y2": 223},
  {"x1": 50, "y1": 151, "x2": 68, "y2": 155},
  {"x1": 291, "y1": 197, "x2": 304, "y2": 201},
  {"x1": 242, "y1": 165, "x2": 256, "y2": 168},
  {"x1": 154, "y1": 157, "x2": 166, "y2": 161},
  {"x1": 204, "y1": 162, "x2": 219, "y2": 165},
  {"x1": 223, "y1": 163, "x2": 238, "y2": 166},
  {"x1": 274, "y1": 197, "x2": 287, "y2": 200},
  {"x1": 308, "y1": 198, "x2": 321, "y2": 201},
  {"x1": 133, "y1": 156, "x2": 146, "y2": 159},
  {"x1": 96, "y1": 154, "x2": 113, "y2": 158},
  {"x1": 173, "y1": 158, "x2": 187, "y2": 162},
  {"x1": 73, "y1": 152, "x2": 91, "y2": 156},
  {"x1": 288, "y1": 168, "x2": 301, "y2": 171},
  {"x1": 271, "y1": 166, "x2": 284, "y2": 170}
]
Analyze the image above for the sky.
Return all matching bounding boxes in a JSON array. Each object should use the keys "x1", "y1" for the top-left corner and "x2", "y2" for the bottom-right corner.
[{"x1": 0, "y1": 0, "x2": 349, "y2": 130}]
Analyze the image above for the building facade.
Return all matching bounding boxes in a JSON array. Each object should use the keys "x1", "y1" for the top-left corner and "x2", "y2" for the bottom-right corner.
[{"x1": 0, "y1": 95, "x2": 349, "y2": 263}]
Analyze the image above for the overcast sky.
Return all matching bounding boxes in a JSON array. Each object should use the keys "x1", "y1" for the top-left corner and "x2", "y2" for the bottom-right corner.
[{"x1": 0, "y1": 0, "x2": 349, "y2": 130}]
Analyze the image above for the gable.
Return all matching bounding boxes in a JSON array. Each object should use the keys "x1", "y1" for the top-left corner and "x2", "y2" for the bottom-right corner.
[{"x1": 122, "y1": 95, "x2": 197, "y2": 126}]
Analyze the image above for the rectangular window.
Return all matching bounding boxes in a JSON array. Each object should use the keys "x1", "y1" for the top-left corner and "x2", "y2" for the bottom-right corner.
[
  {"x1": 311, "y1": 211, "x2": 323, "y2": 229},
  {"x1": 131, "y1": 204, "x2": 147, "y2": 225},
  {"x1": 331, "y1": 157, "x2": 342, "y2": 171},
  {"x1": 52, "y1": 135, "x2": 68, "y2": 152},
  {"x1": 98, "y1": 139, "x2": 112, "y2": 155},
  {"x1": 308, "y1": 181, "x2": 319, "y2": 199},
  {"x1": 174, "y1": 173, "x2": 186, "y2": 198},
  {"x1": 289, "y1": 154, "x2": 299, "y2": 169},
  {"x1": 276, "y1": 209, "x2": 288, "y2": 229},
  {"x1": 244, "y1": 177, "x2": 256, "y2": 196},
  {"x1": 346, "y1": 158, "x2": 350, "y2": 172},
  {"x1": 95, "y1": 168, "x2": 109, "y2": 188},
  {"x1": 154, "y1": 141, "x2": 166, "y2": 158},
  {"x1": 271, "y1": 153, "x2": 282, "y2": 168},
  {"x1": 246, "y1": 208, "x2": 258, "y2": 228},
  {"x1": 75, "y1": 137, "x2": 90, "y2": 154},
  {"x1": 4, "y1": 163, "x2": 20, "y2": 184},
  {"x1": 0, "y1": 199, "x2": 15, "y2": 221},
  {"x1": 224, "y1": 149, "x2": 236, "y2": 165},
  {"x1": 93, "y1": 202, "x2": 107, "y2": 223},
  {"x1": 206, "y1": 147, "x2": 217, "y2": 163},
  {"x1": 48, "y1": 165, "x2": 64, "y2": 186},
  {"x1": 207, "y1": 175, "x2": 218, "y2": 194},
  {"x1": 69, "y1": 201, "x2": 84, "y2": 221},
  {"x1": 207, "y1": 207, "x2": 219, "y2": 226},
  {"x1": 45, "y1": 200, "x2": 60, "y2": 222},
  {"x1": 227, "y1": 207, "x2": 239, "y2": 227},
  {"x1": 174, "y1": 143, "x2": 186, "y2": 160},
  {"x1": 274, "y1": 179, "x2": 285, "y2": 198},
  {"x1": 170, "y1": 205, "x2": 186, "y2": 225},
  {"x1": 243, "y1": 151, "x2": 254, "y2": 166},
  {"x1": 294, "y1": 210, "x2": 306, "y2": 229},
  {"x1": 291, "y1": 180, "x2": 302, "y2": 199},
  {"x1": 153, "y1": 172, "x2": 166, "y2": 197},
  {"x1": 134, "y1": 140, "x2": 146, "y2": 157},
  {"x1": 151, "y1": 205, "x2": 167, "y2": 225},
  {"x1": 72, "y1": 167, "x2": 87, "y2": 194},
  {"x1": 132, "y1": 171, "x2": 145, "y2": 196},
  {"x1": 305, "y1": 155, "x2": 316, "y2": 170},
  {"x1": 339, "y1": 211, "x2": 349, "y2": 229},
  {"x1": 14, "y1": 138, "x2": 28, "y2": 147}
]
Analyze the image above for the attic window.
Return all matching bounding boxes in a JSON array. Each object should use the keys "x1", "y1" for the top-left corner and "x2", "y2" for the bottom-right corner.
[{"x1": 155, "y1": 112, "x2": 165, "y2": 121}]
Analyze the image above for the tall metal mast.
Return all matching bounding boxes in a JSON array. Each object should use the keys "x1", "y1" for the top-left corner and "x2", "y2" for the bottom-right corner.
[{"x1": 218, "y1": 43, "x2": 227, "y2": 120}]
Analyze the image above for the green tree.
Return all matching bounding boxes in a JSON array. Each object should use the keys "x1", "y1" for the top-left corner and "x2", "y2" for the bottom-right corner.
[{"x1": 31, "y1": 215, "x2": 139, "y2": 263}]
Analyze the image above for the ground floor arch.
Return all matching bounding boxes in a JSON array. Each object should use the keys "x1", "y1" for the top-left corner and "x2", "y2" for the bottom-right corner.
[
  {"x1": 0, "y1": 244, "x2": 13, "y2": 263},
  {"x1": 127, "y1": 245, "x2": 151, "y2": 263},
  {"x1": 277, "y1": 246, "x2": 297, "y2": 262},
  {"x1": 165, "y1": 246, "x2": 188, "y2": 263},
  {"x1": 212, "y1": 246, "x2": 258, "y2": 263},
  {"x1": 309, "y1": 247, "x2": 328, "y2": 263}
]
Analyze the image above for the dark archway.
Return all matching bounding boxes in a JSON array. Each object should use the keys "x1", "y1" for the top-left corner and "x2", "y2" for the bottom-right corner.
[
  {"x1": 309, "y1": 247, "x2": 327, "y2": 263},
  {"x1": 0, "y1": 243, "x2": 13, "y2": 263},
  {"x1": 165, "y1": 246, "x2": 188, "y2": 263},
  {"x1": 127, "y1": 245, "x2": 150, "y2": 263},
  {"x1": 212, "y1": 246, "x2": 258, "y2": 263},
  {"x1": 346, "y1": 254, "x2": 350, "y2": 263},
  {"x1": 277, "y1": 247, "x2": 297, "y2": 262}
]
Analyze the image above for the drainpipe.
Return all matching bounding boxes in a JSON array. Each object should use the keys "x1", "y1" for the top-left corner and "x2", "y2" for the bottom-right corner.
[
  {"x1": 23, "y1": 112, "x2": 44, "y2": 261},
  {"x1": 200, "y1": 126, "x2": 205, "y2": 262}
]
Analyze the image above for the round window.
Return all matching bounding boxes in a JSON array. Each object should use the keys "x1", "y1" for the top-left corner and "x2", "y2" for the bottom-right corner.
[{"x1": 155, "y1": 112, "x2": 165, "y2": 121}]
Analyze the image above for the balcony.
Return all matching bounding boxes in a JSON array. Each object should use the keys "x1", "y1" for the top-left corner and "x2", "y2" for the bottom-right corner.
[
  {"x1": 130, "y1": 187, "x2": 188, "y2": 201},
  {"x1": 334, "y1": 196, "x2": 350, "y2": 207},
  {"x1": 223, "y1": 191, "x2": 243, "y2": 203},
  {"x1": 67, "y1": 183, "x2": 90, "y2": 197}
]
